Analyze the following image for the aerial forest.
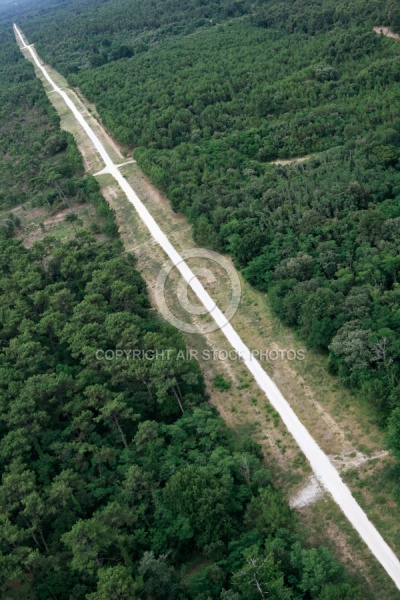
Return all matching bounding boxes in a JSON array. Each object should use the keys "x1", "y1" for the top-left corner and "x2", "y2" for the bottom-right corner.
[
  {"x1": 0, "y1": 6, "x2": 366, "y2": 599},
  {"x1": 17, "y1": 0, "x2": 400, "y2": 477}
]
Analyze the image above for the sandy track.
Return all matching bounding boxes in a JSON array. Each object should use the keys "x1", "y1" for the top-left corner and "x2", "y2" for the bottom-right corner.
[
  {"x1": 14, "y1": 23, "x2": 400, "y2": 589},
  {"x1": 374, "y1": 26, "x2": 400, "y2": 41}
]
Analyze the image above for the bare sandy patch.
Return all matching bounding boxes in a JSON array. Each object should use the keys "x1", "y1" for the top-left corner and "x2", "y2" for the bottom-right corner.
[
  {"x1": 290, "y1": 476, "x2": 324, "y2": 508},
  {"x1": 269, "y1": 155, "x2": 311, "y2": 165},
  {"x1": 374, "y1": 26, "x2": 400, "y2": 41}
]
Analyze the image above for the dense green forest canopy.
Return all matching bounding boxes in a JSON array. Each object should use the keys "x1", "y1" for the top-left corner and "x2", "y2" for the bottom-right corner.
[
  {"x1": 6, "y1": 0, "x2": 400, "y2": 73},
  {"x1": 0, "y1": 28, "x2": 82, "y2": 213},
  {"x1": 11, "y1": 0, "x2": 400, "y2": 472},
  {"x1": 0, "y1": 21, "x2": 118, "y2": 240},
  {"x1": 0, "y1": 12, "x2": 364, "y2": 599},
  {"x1": 0, "y1": 237, "x2": 362, "y2": 599}
]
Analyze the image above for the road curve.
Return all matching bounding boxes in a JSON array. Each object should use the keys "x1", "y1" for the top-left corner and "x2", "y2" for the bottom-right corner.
[{"x1": 14, "y1": 24, "x2": 400, "y2": 590}]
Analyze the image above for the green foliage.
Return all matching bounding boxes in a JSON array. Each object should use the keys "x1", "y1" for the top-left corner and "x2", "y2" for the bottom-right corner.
[
  {"x1": 213, "y1": 374, "x2": 232, "y2": 390},
  {"x1": 0, "y1": 29, "x2": 83, "y2": 213},
  {"x1": 86, "y1": 566, "x2": 142, "y2": 599},
  {"x1": 0, "y1": 1, "x2": 385, "y2": 597},
  {"x1": 0, "y1": 234, "x2": 360, "y2": 599},
  {"x1": 28, "y1": 0, "x2": 400, "y2": 430}
]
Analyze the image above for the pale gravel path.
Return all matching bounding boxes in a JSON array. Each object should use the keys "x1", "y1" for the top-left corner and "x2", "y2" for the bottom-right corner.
[{"x1": 14, "y1": 24, "x2": 400, "y2": 590}]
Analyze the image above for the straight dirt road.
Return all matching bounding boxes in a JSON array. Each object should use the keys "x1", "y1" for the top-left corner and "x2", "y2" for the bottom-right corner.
[{"x1": 14, "y1": 23, "x2": 400, "y2": 590}]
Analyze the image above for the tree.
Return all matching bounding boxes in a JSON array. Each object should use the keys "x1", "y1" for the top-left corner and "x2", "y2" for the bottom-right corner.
[
  {"x1": 86, "y1": 566, "x2": 142, "y2": 600},
  {"x1": 244, "y1": 487, "x2": 294, "y2": 536},
  {"x1": 85, "y1": 385, "x2": 138, "y2": 449},
  {"x1": 138, "y1": 551, "x2": 177, "y2": 599},
  {"x1": 233, "y1": 546, "x2": 292, "y2": 600},
  {"x1": 162, "y1": 465, "x2": 236, "y2": 549},
  {"x1": 62, "y1": 516, "x2": 123, "y2": 575},
  {"x1": 316, "y1": 583, "x2": 362, "y2": 600},
  {"x1": 387, "y1": 408, "x2": 400, "y2": 463},
  {"x1": 329, "y1": 322, "x2": 371, "y2": 372},
  {"x1": 290, "y1": 542, "x2": 345, "y2": 598}
]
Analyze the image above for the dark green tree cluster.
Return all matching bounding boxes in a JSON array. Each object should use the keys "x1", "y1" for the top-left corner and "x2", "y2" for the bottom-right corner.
[
  {"x1": 0, "y1": 28, "x2": 82, "y2": 217},
  {"x1": 11, "y1": 0, "x2": 399, "y2": 76},
  {"x1": 0, "y1": 236, "x2": 361, "y2": 599},
  {"x1": 16, "y1": 0, "x2": 251, "y2": 74},
  {"x1": 253, "y1": 0, "x2": 395, "y2": 35},
  {"x1": 0, "y1": 27, "x2": 117, "y2": 241},
  {"x1": 71, "y1": 23, "x2": 399, "y2": 156}
]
